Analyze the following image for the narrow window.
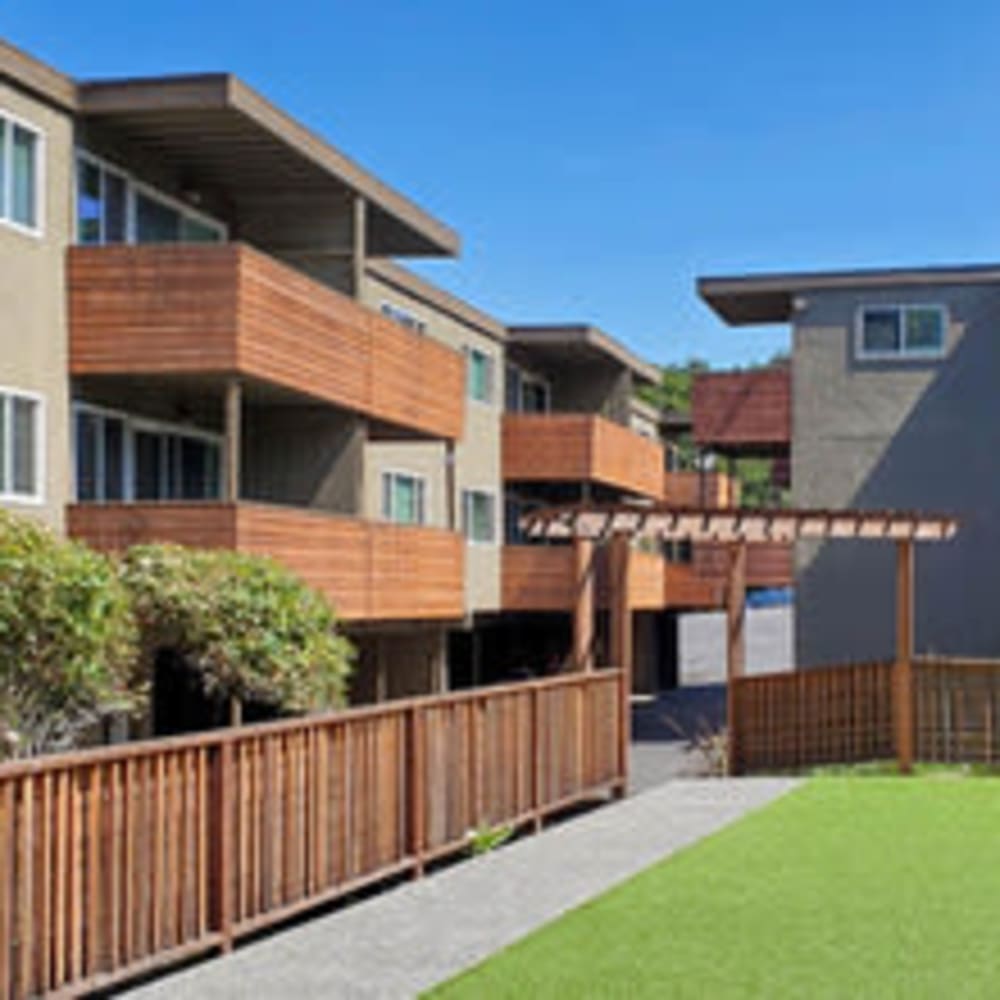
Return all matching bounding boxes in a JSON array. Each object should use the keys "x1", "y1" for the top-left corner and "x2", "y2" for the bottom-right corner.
[
  {"x1": 466, "y1": 348, "x2": 494, "y2": 404},
  {"x1": 381, "y1": 472, "x2": 426, "y2": 525},
  {"x1": 10, "y1": 125, "x2": 38, "y2": 229},
  {"x1": 462, "y1": 489, "x2": 496, "y2": 543},
  {"x1": 0, "y1": 390, "x2": 42, "y2": 501}
]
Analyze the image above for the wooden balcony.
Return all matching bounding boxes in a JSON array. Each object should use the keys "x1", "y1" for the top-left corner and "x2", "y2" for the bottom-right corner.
[
  {"x1": 692, "y1": 368, "x2": 790, "y2": 453},
  {"x1": 502, "y1": 545, "x2": 723, "y2": 613},
  {"x1": 662, "y1": 470, "x2": 740, "y2": 507},
  {"x1": 503, "y1": 413, "x2": 664, "y2": 498},
  {"x1": 68, "y1": 244, "x2": 464, "y2": 441},
  {"x1": 694, "y1": 541, "x2": 795, "y2": 590},
  {"x1": 67, "y1": 502, "x2": 465, "y2": 622}
]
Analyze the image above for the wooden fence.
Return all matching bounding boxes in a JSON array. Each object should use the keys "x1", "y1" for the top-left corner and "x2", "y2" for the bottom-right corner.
[
  {"x1": 731, "y1": 657, "x2": 1000, "y2": 773},
  {"x1": 0, "y1": 670, "x2": 623, "y2": 999}
]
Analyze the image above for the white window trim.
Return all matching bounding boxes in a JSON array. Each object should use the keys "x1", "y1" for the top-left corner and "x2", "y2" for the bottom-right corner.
[
  {"x1": 75, "y1": 148, "x2": 227, "y2": 245},
  {"x1": 464, "y1": 346, "x2": 496, "y2": 407},
  {"x1": 855, "y1": 304, "x2": 949, "y2": 361},
  {"x1": 73, "y1": 401, "x2": 224, "y2": 502},
  {"x1": 380, "y1": 468, "x2": 428, "y2": 526},
  {"x1": 461, "y1": 487, "x2": 499, "y2": 546},
  {"x1": 0, "y1": 385, "x2": 45, "y2": 505},
  {"x1": 0, "y1": 108, "x2": 45, "y2": 239}
]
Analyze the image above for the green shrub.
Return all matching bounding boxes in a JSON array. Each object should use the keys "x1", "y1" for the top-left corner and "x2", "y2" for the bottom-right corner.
[
  {"x1": 119, "y1": 544, "x2": 353, "y2": 713},
  {"x1": 0, "y1": 511, "x2": 138, "y2": 757}
]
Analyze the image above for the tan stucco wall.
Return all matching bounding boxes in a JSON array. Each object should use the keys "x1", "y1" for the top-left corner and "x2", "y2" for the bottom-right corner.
[
  {"x1": 0, "y1": 83, "x2": 73, "y2": 532},
  {"x1": 360, "y1": 270, "x2": 504, "y2": 614}
]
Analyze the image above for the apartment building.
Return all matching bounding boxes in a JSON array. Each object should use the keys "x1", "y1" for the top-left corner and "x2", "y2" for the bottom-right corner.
[{"x1": 699, "y1": 265, "x2": 996, "y2": 666}]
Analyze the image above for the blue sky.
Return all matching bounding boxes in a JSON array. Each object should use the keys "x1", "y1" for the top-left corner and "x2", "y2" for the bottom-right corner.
[{"x1": 7, "y1": 1, "x2": 1000, "y2": 368}]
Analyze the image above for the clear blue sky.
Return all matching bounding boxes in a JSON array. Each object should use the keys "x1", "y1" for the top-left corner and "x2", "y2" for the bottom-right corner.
[{"x1": 7, "y1": 1, "x2": 1000, "y2": 368}]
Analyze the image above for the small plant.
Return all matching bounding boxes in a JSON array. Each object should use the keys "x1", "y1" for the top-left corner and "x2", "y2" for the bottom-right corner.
[
  {"x1": 663, "y1": 712, "x2": 730, "y2": 776},
  {"x1": 467, "y1": 821, "x2": 514, "y2": 856}
]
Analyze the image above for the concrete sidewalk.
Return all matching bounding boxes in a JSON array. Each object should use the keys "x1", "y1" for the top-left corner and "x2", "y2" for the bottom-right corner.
[{"x1": 124, "y1": 778, "x2": 798, "y2": 1000}]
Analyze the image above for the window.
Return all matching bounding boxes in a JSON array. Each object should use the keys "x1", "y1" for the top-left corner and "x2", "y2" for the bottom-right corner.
[
  {"x1": 0, "y1": 389, "x2": 43, "y2": 502},
  {"x1": 462, "y1": 489, "x2": 496, "y2": 544},
  {"x1": 75, "y1": 151, "x2": 226, "y2": 246},
  {"x1": 504, "y1": 363, "x2": 550, "y2": 413},
  {"x1": 465, "y1": 347, "x2": 495, "y2": 404},
  {"x1": 381, "y1": 471, "x2": 426, "y2": 525},
  {"x1": 0, "y1": 112, "x2": 42, "y2": 234},
  {"x1": 380, "y1": 301, "x2": 427, "y2": 335},
  {"x1": 73, "y1": 403, "x2": 222, "y2": 502},
  {"x1": 857, "y1": 305, "x2": 947, "y2": 359}
]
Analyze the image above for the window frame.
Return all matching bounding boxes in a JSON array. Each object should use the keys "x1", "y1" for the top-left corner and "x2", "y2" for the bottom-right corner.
[
  {"x1": 462, "y1": 487, "x2": 498, "y2": 545},
  {"x1": 855, "y1": 304, "x2": 949, "y2": 361},
  {"x1": 464, "y1": 346, "x2": 496, "y2": 406},
  {"x1": 0, "y1": 108, "x2": 44, "y2": 238},
  {"x1": 72, "y1": 401, "x2": 224, "y2": 503},
  {"x1": 0, "y1": 385, "x2": 45, "y2": 505},
  {"x1": 74, "y1": 149, "x2": 227, "y2": 246},
  {"x1": 379, "y1": 469, "x2": 428, "y2": 526}
]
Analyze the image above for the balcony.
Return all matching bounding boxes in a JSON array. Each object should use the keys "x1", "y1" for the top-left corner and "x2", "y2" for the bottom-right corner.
[
  {"x1": 502, "y1": 413, "x2": 664, "y2": 499},
  {"x1": 501, "y1": 545, "x2": 723, "y2": 613},
  {"x1": 67, "y1": 502, "x2": 465, "y2": 622},
  {"x1": 693, "y1": 541, "x2": 795, "y2": 590},
  {"x1": 68, "y1": 244, "x2": 464, "y2": 441},
  {"x1": 662, "y1": 470, "x2": 740, "y2": 507},
  {"x1": 692, "y1": 368, "x2": 791, "y2": 453}
]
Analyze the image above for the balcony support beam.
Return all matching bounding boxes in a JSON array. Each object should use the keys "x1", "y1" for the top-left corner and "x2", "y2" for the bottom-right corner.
[
  {"x1": 572, "y1": 537, "x2": 595, "y2": 671},
  {"x1": 352, "y1": 195, "x2": 367, "y2": 296},
  {"x1": 224, "y1": 378, "x2": 242, "y2": 503},
  {"x1": 608, "y1": 531, "x2": 633, "y2": 794}
]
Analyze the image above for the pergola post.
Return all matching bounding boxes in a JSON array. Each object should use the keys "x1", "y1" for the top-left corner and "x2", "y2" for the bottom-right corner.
[
  {"x1": 609, "y1": 531, "x2": 633, "y2": 795},
  {"x1": 726, "y1": 540, "x2": 747, "y2": 776},
  {"x1": 895, "y1": 539, "x2": 915, "y2": 774},
  {"x1": 572, "y1": 536, "x2": 595, "y2": 671},
  {"x1": 224, "y1": 377, "x2": 242, "y2": 503}
]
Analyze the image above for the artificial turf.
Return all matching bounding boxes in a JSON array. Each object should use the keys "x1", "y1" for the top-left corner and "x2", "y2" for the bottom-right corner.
[{"x1": 430, "y1": 778, "x2": 1000, "y2": 999}]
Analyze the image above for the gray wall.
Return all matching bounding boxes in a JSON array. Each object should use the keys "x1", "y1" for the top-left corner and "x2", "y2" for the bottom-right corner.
[{"x1": 792, "y1": 283, "x2": 1000, "y2": 665}]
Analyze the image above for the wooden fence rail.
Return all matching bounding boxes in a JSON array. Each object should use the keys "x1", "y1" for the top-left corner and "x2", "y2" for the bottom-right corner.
[
  {"x1": 0, "y1": 670, "x2": 623, "y2": 999},
  {"x1": 732, "y1": 657, "x2": 1000, "y2": 774}
]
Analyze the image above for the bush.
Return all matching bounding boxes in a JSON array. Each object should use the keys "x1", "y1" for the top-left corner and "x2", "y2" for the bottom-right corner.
[
  {"x1": 0, "y1": 511, "x2": 138, "y2": 757},
  {"x1": 119, "y1": 544, "x2": 353, "y2": 713}
]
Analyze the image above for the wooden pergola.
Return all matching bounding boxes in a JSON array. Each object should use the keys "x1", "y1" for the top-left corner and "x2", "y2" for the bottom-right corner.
[{"x1": 523, "y1": 503, "x2": 959, "y2": 778}]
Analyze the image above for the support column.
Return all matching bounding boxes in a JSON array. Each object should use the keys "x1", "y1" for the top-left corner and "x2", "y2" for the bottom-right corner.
[
  {"x1": 895, "y1": 539, "x2": 915, "y2": 774},
  {"x1": 726, "y1": 541, "x2": 747, "y2": 776},
  {"x1": 572, "y1": 537, "x2": 595, "y2": 671},
  {"x1": 352, "y1": 195, "x2": 367, "y2": 297},
  {"x1": 609, "y1": 531, "x2": 633, "y2": 795},
  {"x1": 445, "y1": 441, "x2": 457, "y2": 532},
  {"x1": 224, "y1": 378, "x2": 242, "y2": 503}
]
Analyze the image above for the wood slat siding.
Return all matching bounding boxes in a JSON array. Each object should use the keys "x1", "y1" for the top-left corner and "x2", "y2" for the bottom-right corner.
[
  {"x1": 0, "y1": 672, "x2": 622, "y2": 999},
  {"x1": 732, "y1": 661, "x2": 896, "y2": 773},
  {"x1": 66, "y1": 503, "x2": 464, "y2": 622},
  {"x1": 68, "y1": 244, "x2": 464, "y2": 441},
  {"x1": 691, "y1": 368, "x2": 791, "y2": 449},
  {"x1": 694, "y1": 541, "x2": 795, "y2": 590},
  {"x1": 503, "y1": 414, "x2": 664, "y2": 499},
  {"x1": 502, "y1": 546, "x2": 723, "y2": 613},
  {"x1": 662, "y1": 471, "x2": 739, "y2": 508}
]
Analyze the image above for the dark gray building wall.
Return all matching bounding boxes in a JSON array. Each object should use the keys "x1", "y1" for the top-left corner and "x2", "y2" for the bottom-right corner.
[
  {"x1": 792, "y1": 282, "x2": 1000, "y2": 665},
  {"x1": 550, "y1": 365, "x2": 633, "y2": 425},
  {"x1": 242, "y1": 405, "x2": 365, "y2": 514}
]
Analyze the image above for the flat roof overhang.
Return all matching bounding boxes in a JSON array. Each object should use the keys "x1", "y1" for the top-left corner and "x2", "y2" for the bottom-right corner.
[
  {"x1": 77, "y1": 74, "x2": 460, "y2": 258},
  {"x1": 699, "y1": 263, "x2": 1000, "y2": 326},
  {"x1": 507, "y1": 324, "x2": 659, "y2": 386}
]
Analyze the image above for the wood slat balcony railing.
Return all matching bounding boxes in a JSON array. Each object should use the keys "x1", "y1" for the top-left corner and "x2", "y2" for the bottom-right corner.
[
  {"x1": 68, "y1": 244, "x2": 464, "y2": 441},
  {"x1": 662, "y1": 470, "x2": 740, "y2": 507},
  {"x1": 502, "y1": 413, "x2": 664, "y2": 499},
  {"x1": 67, "y1": 502, "x2": 464, "y2": 622},
  {"x1": 693, "y1": 541, "x2": 795, "y2": 590},
  {"x1": 502, "y1": 545, "x2": 723, "y2": 613},
  {"x1": 692, "y1": 367, "x2": 791, "y2": 452}
]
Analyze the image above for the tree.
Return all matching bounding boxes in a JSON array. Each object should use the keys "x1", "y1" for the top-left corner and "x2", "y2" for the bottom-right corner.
[
  {"x1": 119, "y1": 545, "x2": 354, "y2": 714},
  {"x1": 0, "y1": 511, "x2": 138, "y2": 758}
]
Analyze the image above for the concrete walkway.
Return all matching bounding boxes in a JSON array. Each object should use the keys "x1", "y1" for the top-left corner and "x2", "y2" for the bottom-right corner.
[{"x1": 124, "y1": 777, "x2": 798, "y2": 1000}]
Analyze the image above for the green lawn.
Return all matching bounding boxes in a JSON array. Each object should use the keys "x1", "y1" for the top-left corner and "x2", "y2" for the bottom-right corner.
[{"x1": 430, "y1": 778, "x2": 1000, "y2": 999}]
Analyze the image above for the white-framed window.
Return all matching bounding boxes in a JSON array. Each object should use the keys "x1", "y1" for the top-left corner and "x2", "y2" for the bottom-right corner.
[
  {"x1": 73, "y1": 402, "x2": 223, "y2": 502},
  {"x1": 465, "y1": 347, "x2": 495, "y2": 405},
  {"x1": 380, "y1": 300, "x2": 427, "y2": 335},
  {"x1": 380, "y1": 470, "x2": 426, "y2": 525},
  {"x1": 462, "y1": 489, "x2": 497, "y2": 544},
  {"x1": 856, "y1": 304, "x2": 948, "y2": 360},
  {"x1": 0, "y1": 387, "x2": 44, "y2": 503},
  {"x1": 75, "y1": 150, "x2": 226, "y2": 247},
  {"x1": 504, "y1": 363, "x2": 550, "y2": 413},
  {"x1": 0, "y1": 110, "x2": 43, "y2": 236}
]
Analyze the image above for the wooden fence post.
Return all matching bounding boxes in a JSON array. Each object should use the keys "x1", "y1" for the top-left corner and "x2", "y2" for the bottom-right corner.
[
  {"x1": 572, "y1": 536, "x2": 595, "y2": 671},
  {"x1": 409, "y1": 705, "x2": 426, "y2": 876},
  {"x1": 609, "y1": 531, "x2": 632, "y2": 796},
  {"x1": 726, "y1": 541, "x2": 747, "y2": 776},
  {"x1": 531, "y1": 684, "x2": 543, "y2": 831},
  {"x1": 215, "y1": 740, "x2": 235, "y2": 951},
  {"x1": 895, "y1": 539, "x2": 915, "y2": 774}
]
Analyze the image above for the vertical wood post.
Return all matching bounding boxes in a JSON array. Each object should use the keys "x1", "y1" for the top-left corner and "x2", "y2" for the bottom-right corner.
[
  {"x1": 609, "y1": 531, "x2": 633, "y2": 795},
  {"x1": 352, "y1": 195, "x2": 367, "y2": 297},
  {"x1": 572, "y1": 536, "x2": 595, "y2": 671},
  {"x1": 530, "y1": 685, "x2": 543, "y2": 831},
  {"x1": 726, "y1": 541, "x2": 747, "y2": 776},
  {"x1": 895, "y1": 539, "x2": 915, "y2": 774},
  {"x1": 224, "y1": 378, "x2": 242, "y2": 504},
  {"x1": 215, "y1": 740, "x2": 234, "y2": 951},
  {"x1": 408, "y1": 706, "x2": 426, "y2": 876}
]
